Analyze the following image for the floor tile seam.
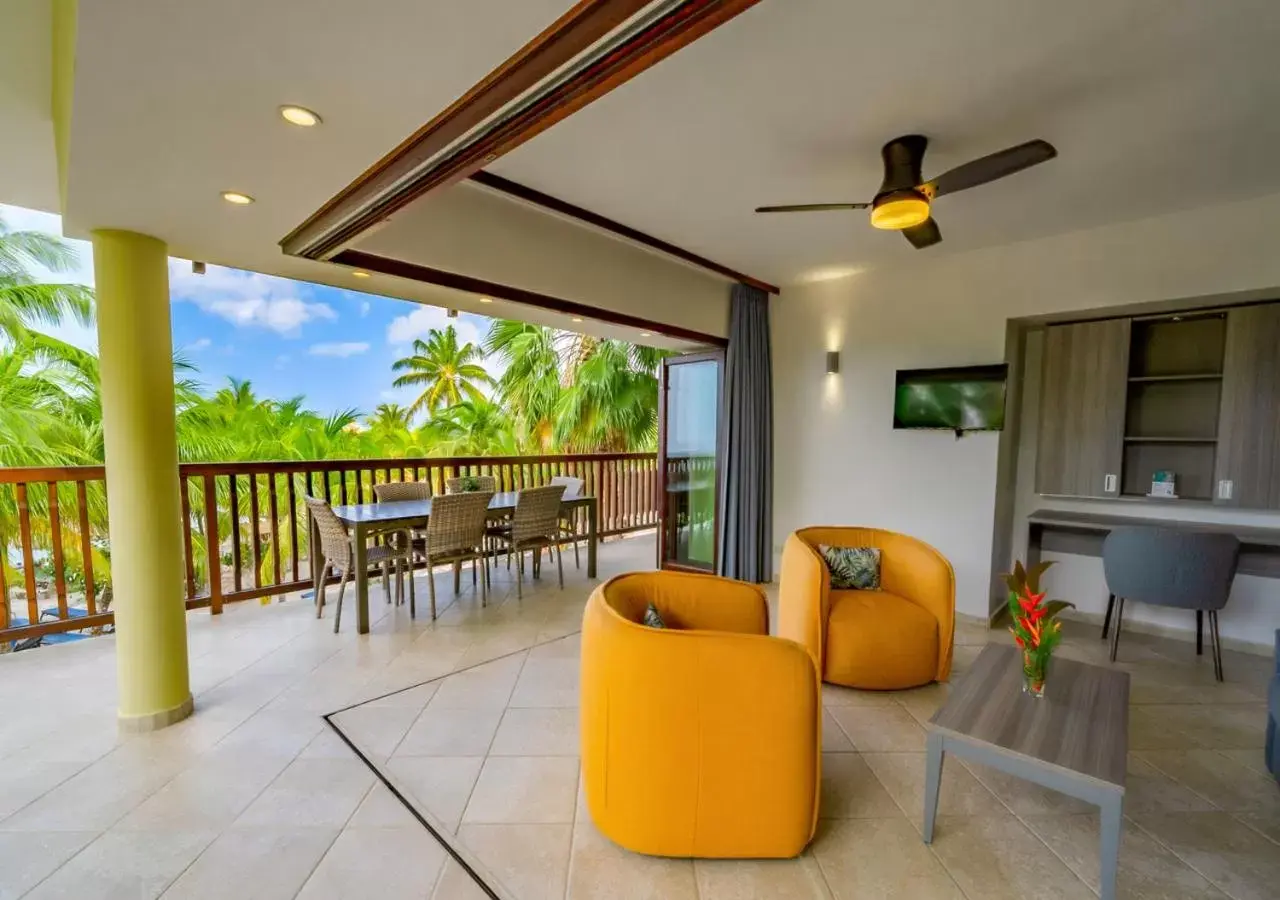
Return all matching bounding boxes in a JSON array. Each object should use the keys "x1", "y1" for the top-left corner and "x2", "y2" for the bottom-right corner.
[
  {"x1": 324, "y1": 714, "x2": 503, "y2": 900},
  {"x1": 1128, "y1": 750, "x2": 1230, "y2": 812},
  {"x1": 1122, "y1": 812, "x2": 1240, "y2": 900}
]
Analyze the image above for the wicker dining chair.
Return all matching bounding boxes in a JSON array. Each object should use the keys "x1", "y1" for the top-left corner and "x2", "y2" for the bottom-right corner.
[
  {"x1": 304, "y1": 496, "x2": 414, "y2": 633},
  {"x1": 550, "y1": 475, "x2": 584, "y2": 570},
  {"x1": 415, "y1": 490, "x2": 495, "y2": 618},
  {"x1": 488, "y1": 484, "x2": 567, "y2": 599},
  {"x1": 373, "y1": 481, "x2": 432, "y2": 503},
  {"x1": 445, "y1": 475, "x2": 497, "y2": 494}
]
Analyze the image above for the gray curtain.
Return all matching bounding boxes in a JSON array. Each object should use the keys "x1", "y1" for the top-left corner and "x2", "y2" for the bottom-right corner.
[{"x1": 718, "y1": 283, "x2": 773, "y2": 582}]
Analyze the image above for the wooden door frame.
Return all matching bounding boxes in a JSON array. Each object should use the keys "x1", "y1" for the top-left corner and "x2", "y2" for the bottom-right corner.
[{"x1": 657, "y1": 349, "x2": 725, "y2": 573}]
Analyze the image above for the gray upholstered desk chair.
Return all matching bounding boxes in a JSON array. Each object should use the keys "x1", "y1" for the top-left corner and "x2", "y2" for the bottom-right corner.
[{"x1": 1100, "y1": 526, "x2": 1240, "y2": 680}]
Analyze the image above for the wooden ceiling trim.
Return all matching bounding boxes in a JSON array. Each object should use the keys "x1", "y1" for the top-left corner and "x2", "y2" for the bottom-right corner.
[
  {"x1": 330, "y1": 249, "x2": 728, "y2": 347},
  {"x1": 281, "y1": 0, "x2": 764, "y2": 260},
  {"x1": 468, "y1": 171, "x2": 779, "y2": 294}
]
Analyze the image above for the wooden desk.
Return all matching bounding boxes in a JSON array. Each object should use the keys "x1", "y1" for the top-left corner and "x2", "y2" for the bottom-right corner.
[{"x1": 1026, "y1": 508, "x2": 1280, "y2": 579}]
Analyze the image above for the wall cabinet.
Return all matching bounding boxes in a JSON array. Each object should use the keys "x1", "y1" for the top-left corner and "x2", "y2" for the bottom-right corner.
[
  {"x1": 1036, "y1": 301, "x2": 1279, "y2": 509},
  {"x1": 1215, "y1": 304, "x2": 1280, "y2": 509},
  {"x1": 1036, "y1": 319, "x2": 1129, "y2": 498}
]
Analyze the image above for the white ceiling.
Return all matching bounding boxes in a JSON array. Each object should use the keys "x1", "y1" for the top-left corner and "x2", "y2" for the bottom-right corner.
[
  {"x1": 0, "y1": 0, "x2": 59, "y2": 214},
  {"x1": 491, "y1": 0, "x2": 1280, "y2": 284},
  {"x1": 11, "y1": 0, "x2": 1279, "y2": 318}
]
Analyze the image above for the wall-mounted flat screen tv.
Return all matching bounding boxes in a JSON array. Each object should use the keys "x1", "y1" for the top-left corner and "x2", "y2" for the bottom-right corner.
[{"x1": 893, "y1": 364, "x2": 1008, "y2": 433}]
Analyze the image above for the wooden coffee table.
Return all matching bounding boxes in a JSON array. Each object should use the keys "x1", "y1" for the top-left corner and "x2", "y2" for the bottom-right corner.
[{"x1": 924, "y1": 644, "x2": 1130, "y2": 900}]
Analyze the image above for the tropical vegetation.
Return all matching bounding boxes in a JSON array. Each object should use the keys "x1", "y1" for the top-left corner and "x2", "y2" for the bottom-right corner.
[{"x1": 0, "y1": 213, "x2": 666, "y2": 611}]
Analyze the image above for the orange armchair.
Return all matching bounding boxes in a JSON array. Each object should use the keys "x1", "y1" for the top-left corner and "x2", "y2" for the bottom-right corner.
[
  {"x1": 581, "y1": 571, "x2": 820, "y2": 859},
  {"x1": 779, "y1": 527, "x2": 955, "y2": 690}
]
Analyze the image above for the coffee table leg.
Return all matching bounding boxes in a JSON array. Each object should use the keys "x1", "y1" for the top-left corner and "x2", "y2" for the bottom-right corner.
[
  {"x1": 1099, "y1": 794, "x2": 1122, "y2": 900},
  {"x1": 922, "y1": 730, "x2": 944, "y2": 843}
]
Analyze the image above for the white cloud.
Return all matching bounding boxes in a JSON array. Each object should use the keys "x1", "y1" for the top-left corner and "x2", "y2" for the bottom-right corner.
[
  {"x1": 359, "y1": 301, "x2": 371, "y2": 317},
  {"x1": 274, "y1": 355, "x2": 290, "y2": 370},
  {"x1": 186, "y1": 337, "x2": 212, "y2": 352},
  {"x1": 386, "y1": 306, "x2": 483, "y2": 351},
  {"x1": 168, "y1": 261, "x2": 335, "y2": 336},
  {"x1": 309, "y1": 341, "x2": 370, "y2": 358}
]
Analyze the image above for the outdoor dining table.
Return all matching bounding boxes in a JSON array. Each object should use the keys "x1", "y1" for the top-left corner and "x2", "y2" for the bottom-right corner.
[{"x1": 313, "y1": 490, "x2": 599, "y2": 634}]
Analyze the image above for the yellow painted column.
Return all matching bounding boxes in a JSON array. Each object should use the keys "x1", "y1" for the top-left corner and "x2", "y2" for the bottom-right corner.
[{"x1": 92, "y1": 229, "x2": 193, "y2": 732}]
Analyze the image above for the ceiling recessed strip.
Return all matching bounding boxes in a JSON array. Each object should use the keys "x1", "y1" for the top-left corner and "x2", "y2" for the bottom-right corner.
[{"x1": 280, "y1": 0, "x2": 765, "y2": 260}]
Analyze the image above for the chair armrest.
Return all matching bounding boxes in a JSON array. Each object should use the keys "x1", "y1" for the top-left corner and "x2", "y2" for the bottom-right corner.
[
  {"x1": 581, "y1": 611, "x2": 820, "y2": 857},
  {"x1": 778, "y1": 533, "x2": 828, "y2": 671},
  {"x1": 880, "y1": 536, "x2": 955, "y2": 681}
]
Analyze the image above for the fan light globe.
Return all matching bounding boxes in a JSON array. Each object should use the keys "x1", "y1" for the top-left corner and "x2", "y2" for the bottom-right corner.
[{"x1": 869, "y1": 191, "x2": 930, "y2": 230}]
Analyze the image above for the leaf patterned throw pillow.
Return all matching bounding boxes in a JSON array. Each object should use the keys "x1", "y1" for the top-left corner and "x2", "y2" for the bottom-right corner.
[
  {"x1": 819, "y1": 545, "x2": 882, "y2": 590},
  {"x1": 643, "y1": 602, "x2": 666, "y2": 629}
]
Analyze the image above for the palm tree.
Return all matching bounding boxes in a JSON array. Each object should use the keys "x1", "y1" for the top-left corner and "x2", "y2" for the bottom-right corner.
[
  {"x1": 391, "y1": 325, "x2": 493, "y2": 419},
  {"x1": 554, "y1": 339, "x2": 663, "y2": 451},
  {"x1": 430, "y1": 398, "x2": 517, "y2": 456},
  {"x1": 0, "y1": 213, "x2": 94, "y2": 344},
  {"x1": 485, "y1": 321, "x2": 565, "y2": 451}
]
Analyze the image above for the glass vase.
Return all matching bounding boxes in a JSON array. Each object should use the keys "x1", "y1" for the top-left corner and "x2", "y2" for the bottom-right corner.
[{"x1": 1022, "y1": 650, "x2": 1047, "y2": 698}]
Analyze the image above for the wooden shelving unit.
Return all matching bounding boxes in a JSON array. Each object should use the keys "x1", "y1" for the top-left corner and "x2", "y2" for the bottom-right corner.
[{"x1": 1121, "y1": 314, "x2": 1226, "y2": 500}]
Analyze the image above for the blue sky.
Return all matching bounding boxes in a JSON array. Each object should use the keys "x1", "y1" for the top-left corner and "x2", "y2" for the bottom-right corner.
[{"x1": 1, "y1": 203, "x2": 498, "y2": 416}]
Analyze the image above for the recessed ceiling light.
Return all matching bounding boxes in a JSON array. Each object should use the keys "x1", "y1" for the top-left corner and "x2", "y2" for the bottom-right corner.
[
  {"x1": 571, "y1": 317, "x2": 583, "y2": 323},
  {"x1": 220, "y1": 191, "x2": 254, "y2": 205},
  {"x1": 478, "y1": 297, "x2": 492, "y2": 303},
  {"x1": 639, "y1": 331, "x2": 652, "y2": 337},
  {"x1": 279, "y1": 105, "x2": 322, "y2": 127},
  {"x1": 351, "y1": 270, "x2": 370, "y2": 278}
]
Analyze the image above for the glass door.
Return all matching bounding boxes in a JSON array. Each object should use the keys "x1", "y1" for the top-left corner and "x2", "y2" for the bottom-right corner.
[{"x1": 658, "y1": 351, "x2": 723, "y2": 572}]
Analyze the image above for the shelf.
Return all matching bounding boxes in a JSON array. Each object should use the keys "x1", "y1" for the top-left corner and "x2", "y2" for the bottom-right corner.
[
  {"x1": 1127, "y1": 373, "x2": 1223, "y2": 383},
  {"x1": 1123, "y1": 436, "x2": 1217, "y2": 443}
]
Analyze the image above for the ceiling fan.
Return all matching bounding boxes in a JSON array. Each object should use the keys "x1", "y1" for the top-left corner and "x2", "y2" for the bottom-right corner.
[{"x1": 755, "y1": 135, "x2": 1057, "y2": 249}]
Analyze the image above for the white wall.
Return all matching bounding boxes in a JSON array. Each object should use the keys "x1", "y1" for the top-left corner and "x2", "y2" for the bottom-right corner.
[{"x1": 773, "y1": 190, "x2": 1280, "y2": 649}]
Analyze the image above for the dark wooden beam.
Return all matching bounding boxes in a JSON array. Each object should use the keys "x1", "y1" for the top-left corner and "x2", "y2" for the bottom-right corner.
[
  {"x1": 468, "y1": 171, "x2": 778, "y2": 294},
  {"x1": 281, "y1": 0, "x2": 764, "y2": 260},
  {"x1": 331, "y1": 249, "x2": 727, "y2": 347}
]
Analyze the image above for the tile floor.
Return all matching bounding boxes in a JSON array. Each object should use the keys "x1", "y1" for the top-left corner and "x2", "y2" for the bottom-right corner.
[{"x1": 1, "y1": 535, "x2": 1276, "y2": 899}]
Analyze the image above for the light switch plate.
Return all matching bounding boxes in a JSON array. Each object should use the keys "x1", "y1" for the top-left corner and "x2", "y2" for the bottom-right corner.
[{"x1": 1217, "y1": 479, "x2": 1233, "y2": 500}]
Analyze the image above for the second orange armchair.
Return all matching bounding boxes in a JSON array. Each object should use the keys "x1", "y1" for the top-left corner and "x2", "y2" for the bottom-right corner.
[{"x1": 779, "y1": 527, "x2": 955, "y2": 690}]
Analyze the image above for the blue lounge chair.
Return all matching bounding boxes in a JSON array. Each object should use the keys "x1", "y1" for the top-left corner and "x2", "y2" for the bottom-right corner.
[{"x1": 1267, "y1": 629, "x2": 1279, "y2": 782}]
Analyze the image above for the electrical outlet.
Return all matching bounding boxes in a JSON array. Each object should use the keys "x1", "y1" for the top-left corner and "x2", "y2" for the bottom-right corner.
[
  {"x1": 1103, "y1": 473, "x2": 1118, "y2": 493},
  {"x1": 1217, "y1": 479, "x2": 1233, "y2": 500}
]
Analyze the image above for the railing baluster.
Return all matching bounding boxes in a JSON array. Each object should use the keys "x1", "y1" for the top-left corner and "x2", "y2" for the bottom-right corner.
[
  {"x1": 249, "y1": 473, "x2": 262, "y2": 590},
  {"x1": 76, "y1": 481, "x2": 96, "y2": 614},
  {"x1": 16, "y1": 483, "x2": 38, "y2": 625},
  {"x1": 48, "y1": 482, "x2": 68, "y2": 619},
  {"x1": 0, "y1": 493, "x2": 9, "y2": 630},
  {"x1": 229, "y1": 475, "x2": 243, "y2": 593},
  {"x1": 203, "y1": 474, "x2": 223, "y2": 614},
  {"x1": 269, "y1": 473, "x2": 281, "y2": 587},
  {"x1": 288, "y1": 472, "x2": 299, "y2": 583},
  {"x1": 323, "y1": 469, "x2": 332, "y2": 503},
  {"x1": 180, "y1": 475, "x2": 196, "y2": 600}
]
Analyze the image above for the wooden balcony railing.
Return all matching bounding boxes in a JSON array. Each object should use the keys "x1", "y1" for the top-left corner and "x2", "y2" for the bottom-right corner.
[{"x1": 0, "y1": 453, "x2": 658, "y2": 645}]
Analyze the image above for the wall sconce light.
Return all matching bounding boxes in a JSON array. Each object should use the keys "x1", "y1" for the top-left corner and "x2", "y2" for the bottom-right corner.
[
  {"x1": 446, "y1": 308, "x2": 459, "y2": 319},
  {"x1": 826, "y1": 351, "x2": 840, "y2": 374},
  {"x1": 191, "y1": 261, "x2": 206, "y2": 275}
]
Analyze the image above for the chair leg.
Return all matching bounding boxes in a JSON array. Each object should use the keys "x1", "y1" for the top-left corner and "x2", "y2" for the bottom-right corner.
[
  {"x1": 472, "y1": 557, "x2": 477, "y2": 586},
  {"x1": 1209, "y1": 610, "x2": 1224, "y2": 682},
  {"x1": 383, "y1": 558, "x2": 391, "y2": 603},
  {"x1": 316, "y1": 564, "x2": 329, "y2": 618},
  {"x1": 1101, "y1": 593, "x2": 1115, "y2": 639},
  {"x1": 478, "y1": 553, "x2": 488, "y2": 607},
  {"x1": 426, "y1": 555, "x2": 437, "y2": 621},
  {"x1": 572, "y1": 530, "x2": 580, "y2": 570},
  {"x1": 516, "y1": 548, "x2": 524, "y2": 600},
  {"x1": 453, "y1": 561, "x2": 461, "y2": 595},
  {"x1": 407, "y1": 556, "x2": 416, "y2": 619},
  {"x1": 334, "y1": 569, "x2": 351, "y2": 634},
  {"x1": 556, "y1": 540, "x2": 564, "y2": 590},
  {"x1": 1196, "y1": 610, "x2": 1204, "y2": 655},
  {"x1": 1108, "y1": 596, "x2": 1125, "y2": 662}
]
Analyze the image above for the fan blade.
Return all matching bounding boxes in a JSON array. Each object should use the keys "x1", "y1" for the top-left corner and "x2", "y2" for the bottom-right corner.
[
  {"x1": 755, "y1": 203, "x2": 870, "y2": 213},
  {"x1": 928, "y1": 139, "x2": 1057, "y2": 198},
  {"x1": 902, "y1": 217, "x2": 942, "y2": 249}
]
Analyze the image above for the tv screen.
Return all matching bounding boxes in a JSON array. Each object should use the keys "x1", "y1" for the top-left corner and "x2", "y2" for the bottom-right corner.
[{"x1": 893, "y1": 364, "x2": 1008, "y2": 432}]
